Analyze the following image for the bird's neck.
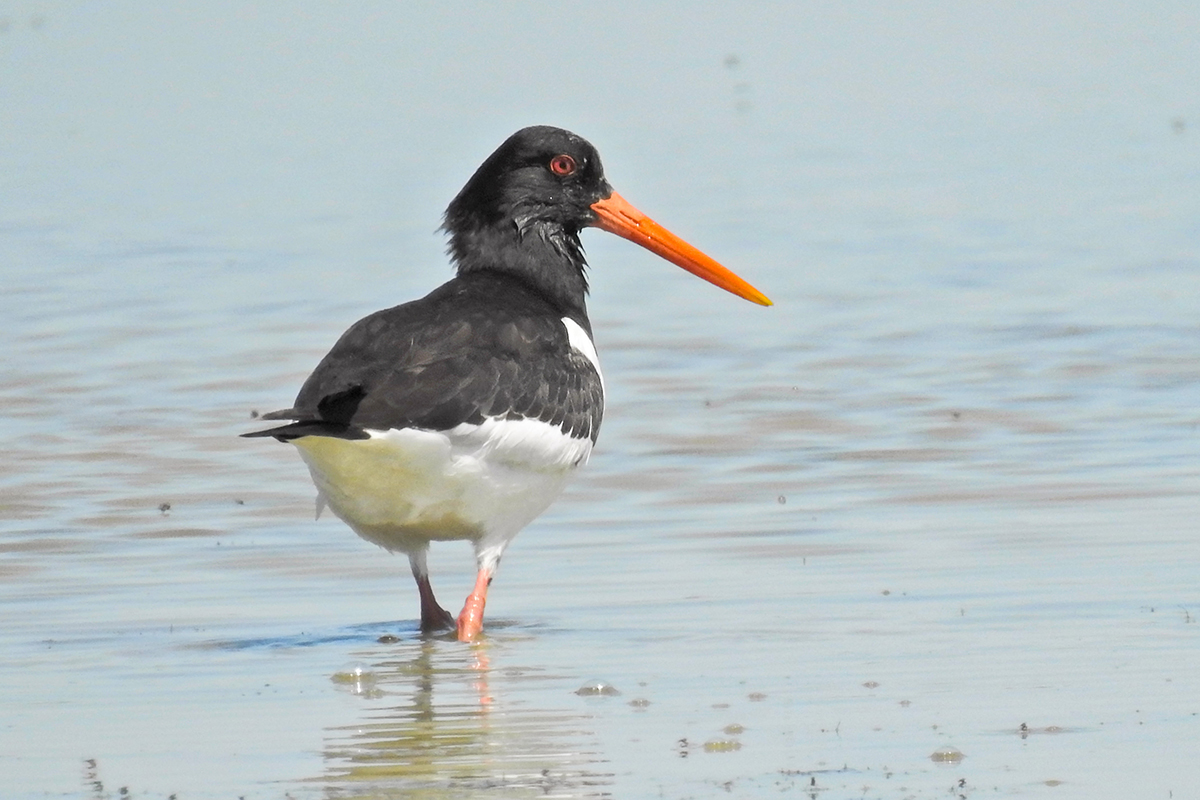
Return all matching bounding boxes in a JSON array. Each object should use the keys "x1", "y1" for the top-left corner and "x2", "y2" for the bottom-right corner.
[{"x1": 447, "y1": 222, "x2": 590, "y2": 317}]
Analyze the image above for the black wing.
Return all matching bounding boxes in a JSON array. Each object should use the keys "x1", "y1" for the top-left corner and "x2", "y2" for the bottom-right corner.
[{"x1": 243, "y1": 272, "x2": 604, "y2": 443}]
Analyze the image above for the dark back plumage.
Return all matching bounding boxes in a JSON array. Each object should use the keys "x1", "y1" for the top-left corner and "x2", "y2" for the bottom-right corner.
[{"x1": 245, "y1": 127, "x2": 613, "y2": 444}]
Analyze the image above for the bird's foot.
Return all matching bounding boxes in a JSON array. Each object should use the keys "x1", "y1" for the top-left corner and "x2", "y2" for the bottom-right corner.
[
  {"x1": 456, "y1": 570, "x2": 492, "y2": 642},
  {"x1": 416, "y1": 572, "x2": 456, "y2": 633},
  {"x1": 420, "y1": 604, "x2": 456, "y2": 633},
  {"x1": 456, "y1": 598, "x2": 484, "y2": 642}
]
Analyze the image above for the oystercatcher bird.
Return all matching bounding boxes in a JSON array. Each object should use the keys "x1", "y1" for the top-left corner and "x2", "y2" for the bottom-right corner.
[{"x1": 244, "y1": 126, "x2": 770, "y2": 641}]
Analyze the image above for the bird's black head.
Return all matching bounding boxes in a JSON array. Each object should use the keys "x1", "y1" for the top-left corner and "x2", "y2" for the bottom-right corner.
[{"x1": 443, "y1": 126, "x2": 613, "y2": 314}]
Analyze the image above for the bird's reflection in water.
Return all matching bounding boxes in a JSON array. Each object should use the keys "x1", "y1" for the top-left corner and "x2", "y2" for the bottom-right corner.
[{"x1": 320, "y1": 634, "x2": 612, "y2": 798}]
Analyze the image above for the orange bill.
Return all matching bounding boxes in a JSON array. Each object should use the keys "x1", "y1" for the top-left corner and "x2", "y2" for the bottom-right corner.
[{"x1": 590, "y1": 191, "x2": 772, "y2": 306}]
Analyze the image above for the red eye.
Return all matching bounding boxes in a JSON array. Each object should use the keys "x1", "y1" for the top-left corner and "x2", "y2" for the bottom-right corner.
[{"x1": 549, "y1": 154, "x2": 577, "y2": 176}]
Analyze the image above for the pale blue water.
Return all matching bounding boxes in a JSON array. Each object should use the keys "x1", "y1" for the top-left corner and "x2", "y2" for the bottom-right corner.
[{"x1": 2, "y1": 3, "x2": 1199, "y2": 798}]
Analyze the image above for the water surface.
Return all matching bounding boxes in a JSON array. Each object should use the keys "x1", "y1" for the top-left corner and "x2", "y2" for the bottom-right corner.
[{"x1": 2, "y1": 3, "x2": 1199, "y2": 798}]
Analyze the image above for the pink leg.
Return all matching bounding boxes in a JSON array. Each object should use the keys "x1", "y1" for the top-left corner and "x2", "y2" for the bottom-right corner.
[
  {"x1": 456, "y1": 569, "x2": 492, "y2": 642},
  {"x1": 415, "y1": 573, "x2": 455, "y2": 633}
]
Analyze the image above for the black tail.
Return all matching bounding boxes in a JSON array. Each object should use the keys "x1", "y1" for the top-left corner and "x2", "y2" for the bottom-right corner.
[{"x1": 241, "y1": 420, "x2": 369, "y2": 442}]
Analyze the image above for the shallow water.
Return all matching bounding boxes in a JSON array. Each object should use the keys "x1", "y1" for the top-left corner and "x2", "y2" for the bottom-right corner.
[{"x1": 3, "y1": 3, "x2": 1199, "y2": 798}]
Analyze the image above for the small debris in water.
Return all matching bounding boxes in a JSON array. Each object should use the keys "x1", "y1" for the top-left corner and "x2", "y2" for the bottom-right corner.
[
  {"x1": 747, "y1": 692, "x2": 767, "y2": 701},
  {"x1": 1018, "y1": 722, "x2": 1068, "y2": 737},
  {"x1": 331, "y1": 662, "x2": 381, "y2": 697},
  {"x1": 777, "y1": 495, "x2": 786, "y2": 504},
  {"x1": 930, "y1": 746, "x2": 964, "y2": 763},
  {"x1": 158, "y1": 502, "x2": 171, "y2": 515},
  {"x1": 331, "y1": 662, "x2": 370, "y2": 682},
  {"x1": 712, "y1": 702, "x2": 730, "y2": 709},
  {"x1": 863, "y1": 681, "x2": 879, "y2": 689},
  {"x1": 629, "y1": 698, "x2": 650, "y2": 709},
  {"x1": 722, "y1": 723, "x2": 745, "y2": 735},
  {"x1": 703, "y1": 737, "x2": 742, "y2": 753},
  {"x1": 575, "y1": 680, "x2": 619, "y2": 696}
]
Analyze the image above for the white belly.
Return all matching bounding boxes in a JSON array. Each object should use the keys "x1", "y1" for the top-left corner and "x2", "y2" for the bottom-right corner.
[{"x1": 292, "y1": 416, "x2": 592, "y2": 556}]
